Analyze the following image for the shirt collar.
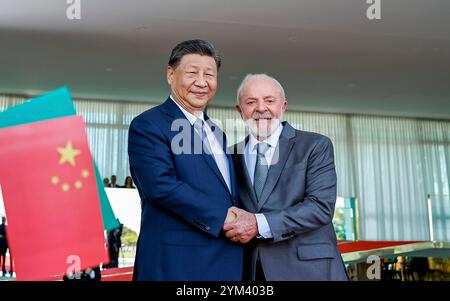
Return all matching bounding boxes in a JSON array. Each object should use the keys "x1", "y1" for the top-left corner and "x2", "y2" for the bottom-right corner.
[
  {"x1": 170, "y1": 95, "x2": 205, "y2": 126},
  {"x1": 247, "y1": 123, "x2": 284, "y2": 153}
]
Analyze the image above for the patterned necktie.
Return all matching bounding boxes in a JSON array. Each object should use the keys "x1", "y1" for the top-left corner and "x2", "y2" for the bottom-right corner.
[
  {"x1": 194, "y1": 118, "x2": 212, "y2": 154},
  {"x1": 194, "y1": 118, "x2": 231, "y2": 191},
  {"x1": 254, "y1": 142, "x2": 270, "y2": 201}
]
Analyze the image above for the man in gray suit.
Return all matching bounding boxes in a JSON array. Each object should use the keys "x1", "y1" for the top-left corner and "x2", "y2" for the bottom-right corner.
[{"x1": 224, "y1": 74, "x2": 349, "y2": 281}]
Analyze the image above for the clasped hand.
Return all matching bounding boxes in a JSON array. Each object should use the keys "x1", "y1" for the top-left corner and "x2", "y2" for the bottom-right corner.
[{"x1": 223, "y1": 207, "x2": 258, "y2": 244}]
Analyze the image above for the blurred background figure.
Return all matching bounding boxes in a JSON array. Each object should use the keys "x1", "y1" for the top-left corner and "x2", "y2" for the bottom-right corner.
[
  {"x1": 123, "y1": 176, "x2": 135, "y2": 189},
  {"x1": 0, "y1": 216, "x2": 10, "y2": 277},
  {"x1": 108, "y1": 175, "x2": 119, "y2": 188},
  {"x1": 412, "y1": 257, "x2": 430, "y2": 281},
  {"x1": 103, "y1": 177, "x2": 110, "y2": 187},
  {"x1": 105, "y1": 221, "x2": 123, "y2": 268}
]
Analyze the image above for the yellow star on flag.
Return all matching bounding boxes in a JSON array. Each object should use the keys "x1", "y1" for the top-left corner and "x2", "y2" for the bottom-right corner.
[{"x1": 57, "y1": 141, "x2": 81, "y2": 166}]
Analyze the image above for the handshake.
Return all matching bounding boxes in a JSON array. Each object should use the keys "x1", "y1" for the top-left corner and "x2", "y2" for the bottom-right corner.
[{"x1": 222, "y1": 207, "x2": 258, "y2": 244}]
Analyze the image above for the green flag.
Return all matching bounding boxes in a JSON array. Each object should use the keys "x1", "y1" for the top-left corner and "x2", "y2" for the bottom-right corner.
[{"x1": 0, "y1": 87, "x2": 119, "y2": 231}]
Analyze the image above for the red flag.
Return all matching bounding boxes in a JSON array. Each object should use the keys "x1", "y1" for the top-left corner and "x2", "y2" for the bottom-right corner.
[{"x1": 0, "y1": 116, "x2": 108, "y2": 280}]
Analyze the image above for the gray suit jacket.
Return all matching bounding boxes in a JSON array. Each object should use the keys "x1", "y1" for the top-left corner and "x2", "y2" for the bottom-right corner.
[{"x1": 232, "y1": 122, "x2": 349, "y2": 281}]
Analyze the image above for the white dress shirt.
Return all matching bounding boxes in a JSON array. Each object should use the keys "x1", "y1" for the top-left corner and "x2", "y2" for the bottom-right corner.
[
  {"x1": 171, "y1": 96, "x2": 231, "y2": 192},
  {"x1": 244, "y1": 124, "x2": 284, "y2": 239}
]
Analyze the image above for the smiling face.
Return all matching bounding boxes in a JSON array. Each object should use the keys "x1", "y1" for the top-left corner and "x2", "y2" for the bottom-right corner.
[
  {"x1": 167, "y1": 53, "x2": 218, "y2": 116},
  {"x1": 237, "y1": 77, "x2": 288, "y2": 140}
]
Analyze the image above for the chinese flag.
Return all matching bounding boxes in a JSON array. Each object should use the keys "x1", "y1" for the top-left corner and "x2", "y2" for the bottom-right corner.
[{"x1": 0, "y1": 115, "x2": 108, "y2": 280}]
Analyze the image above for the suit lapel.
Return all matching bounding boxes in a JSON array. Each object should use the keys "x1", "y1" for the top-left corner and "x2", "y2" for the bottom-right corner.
[
  {"x1": 224, "y1": 133, "x2": 238, "y2": 204},
  {"x1": 195, "y1": 127, "x2": 230, "y2": 191},
  {"x1": 162, "y1": 98, "x2": 232, "y2": 195},
  {"x1": 235, "y1": 139, "x2": 259, "y2": 209},
  {"x1": 203, "y1": 116, "x2": 233, "y2": 195},
  {"x1": 227, "y1": 151, "x2": 238, "y2": 204},
  {"x1": 257, "y1": 123, "x2": 296, "y2": 211}
]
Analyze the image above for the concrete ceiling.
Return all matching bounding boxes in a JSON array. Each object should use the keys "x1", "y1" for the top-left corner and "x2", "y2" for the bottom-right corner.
[{"x1": 1, "y1": 0, "x2": 449, "y2": 119}]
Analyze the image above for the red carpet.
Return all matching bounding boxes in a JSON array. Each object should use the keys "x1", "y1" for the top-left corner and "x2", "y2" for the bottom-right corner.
[
  {"x1": 101, "y1": 267, "x2": 133, "y2": 281},
  {"x1": 338, "y1": 240, "x2": 420, "y2": 254}
]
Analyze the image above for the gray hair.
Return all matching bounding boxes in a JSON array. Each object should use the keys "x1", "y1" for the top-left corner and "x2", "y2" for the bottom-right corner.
[{"x1": 237, "y1": 73, "x2": 286, "y2": 104}]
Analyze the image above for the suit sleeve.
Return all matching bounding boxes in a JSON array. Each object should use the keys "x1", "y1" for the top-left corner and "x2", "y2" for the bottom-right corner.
[
  {"x1": 263, "y1": 136, "x2": 337, "y2": 243},
  {"x1": 128, "y1": 117, "x2": 228, "y2": 237}
]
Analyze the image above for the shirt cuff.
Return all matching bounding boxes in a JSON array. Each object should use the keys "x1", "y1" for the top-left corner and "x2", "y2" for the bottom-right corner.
[{"x1": 255, "y1": 213, "x2": 273, "y2": 239}]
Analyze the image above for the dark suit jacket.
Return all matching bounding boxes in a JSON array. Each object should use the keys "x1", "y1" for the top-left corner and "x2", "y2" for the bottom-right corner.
[
  {"x1": 0, "y1": 223, "x2": 7, "y2": 254},
  {"x1": 128, "y1": 97, "x2": 243, "y2": 280},
  {"x1": 232, "y1": 122, "x2": 348, "y2": 281}
]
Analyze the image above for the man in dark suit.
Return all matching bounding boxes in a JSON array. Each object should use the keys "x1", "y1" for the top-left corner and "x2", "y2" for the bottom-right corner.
[
  {"x1": 128, "y1": 40, "x2": 242, "y2": 280},
  {"x1": 0, "y1": 216, "x2": 8, "y2": 276},
  {"x1": 224, "y1": 74, "x2": 349, "y2": 281},
  {"x1": 106, "y1": 222, "x2": 123, "y2": 268},
  {"x1": 108, "y1": 175, "x2": 119, "y2": 188}
]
